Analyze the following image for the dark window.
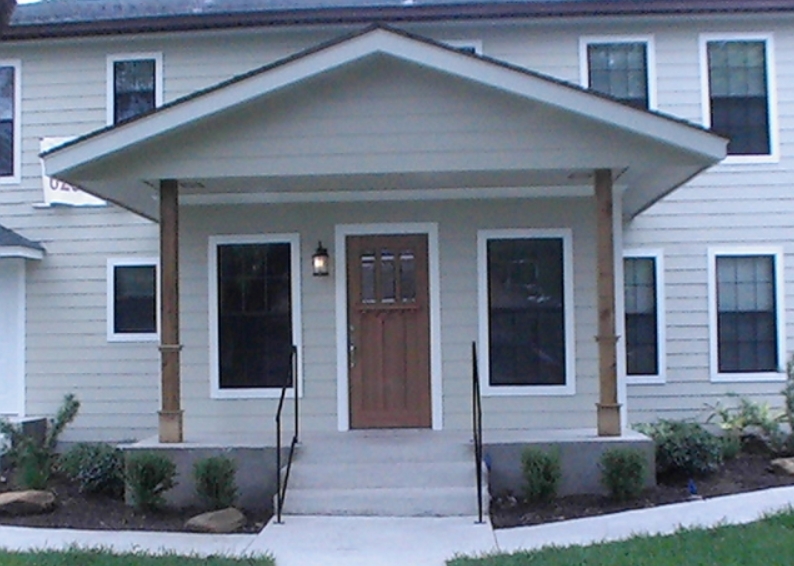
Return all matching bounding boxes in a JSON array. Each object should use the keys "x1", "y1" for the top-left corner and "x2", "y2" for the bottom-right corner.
[
  {"x1": 587, "y1": 42, "x2": 649, "y2": 109},
  {"x1": 217, "y1": 242, "x2": 293, "y2": 389},
  {"x1": 707, "y1": 40, "x2": 770, "y2": 155},
  {"x1": 113, "y1": 265, "x2": 156, "y2": 334},
  {"x1": 113, "y1": 59, "x2": 156, "y2": 124},
  {"x1": 716, "y1": 255, "x2": 777, "y2": 373},
  {"x1": 0, "y1": 66, "x2": 14, "y2": 177},
  {"x1": 624, "y1": 257, "x2": 658, "y2": 375},
  {"x1": 487, "y1": 238, "x2": 566, "y2": 386}
]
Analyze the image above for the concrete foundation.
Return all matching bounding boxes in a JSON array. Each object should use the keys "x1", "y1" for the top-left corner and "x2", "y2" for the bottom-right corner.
[
  {"x1": 484, "y1": 428, "x2": 655, "y2": 496},
  {"x1": 121, "y1": 438, "x2": 280, "y2": 511}
]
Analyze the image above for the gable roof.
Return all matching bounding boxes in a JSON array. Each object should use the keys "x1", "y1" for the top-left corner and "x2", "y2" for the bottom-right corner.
[
  {"x1": 42, "y1": 24, "x2": 726, "y2": 220},
  {"x1": 0, "y1": 224, "x2": 45, "y2": 259},
  {"x1": 7, "y1": 0, "x2": 794, "y2": 40}
]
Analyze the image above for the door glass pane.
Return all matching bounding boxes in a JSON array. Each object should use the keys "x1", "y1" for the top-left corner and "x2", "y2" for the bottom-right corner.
[
  {"x1": 487, "y1": 238, "x2": 565, "y2": 386},
  {"x1": 361, "y1": 254, "x2": 376, "y2": 304},
  {"x1": 400, "y1": 251, "x2": 416, "y2": 302},
  {"x1": 381, "y1": 251, "x2": 396, "y2": 303}
]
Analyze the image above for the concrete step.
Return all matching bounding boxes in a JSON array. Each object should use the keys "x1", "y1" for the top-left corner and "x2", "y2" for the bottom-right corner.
[
  {"x1": 279, "y1": 486, "x2": 487, "y2": 517},
  {"x1": 294, "y1": 434, "x2": 472, "y2": 464},
  {"x1": 286, "y1": 461, "x2": 476, "y2": 490}
]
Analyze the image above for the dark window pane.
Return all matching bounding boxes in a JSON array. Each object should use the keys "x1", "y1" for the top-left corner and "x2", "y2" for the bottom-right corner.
[
  {"x1": 487, "y1": 238, "x2": 566, "y2": 386},
  {"x1": 0, "y1": 66, "x2": 14, "y2": 176},
  {"x1": 114, "y1": 59, "x2": 156, "y2": 123},
  {"x1": 708, "y1": 41, "x2": 770, "y2": 155},
  {"x1": 114, "y1": 265, "x2": 156, "y2": 333},
  {"x1": 624, "y1": 257, "x2": 658, "y2": 375},
  {"x1": 716, "y1": 255, "x2": 777, "y2": 373},
  {"x1": 587, "y1": 43, "x2": 649, "y2": 109},
  {"x1": 400, "y1": 252, "x2": 416, "y2": 303},
  {"x1": 361, "y1": 254, "x2": 376, "y2": 304},
  {"x1": 381, "y1": 251, "x2": 396, "y2": 303},
  {"x1": 217, "y1": 243, "x2": 293, "y2": 389}
]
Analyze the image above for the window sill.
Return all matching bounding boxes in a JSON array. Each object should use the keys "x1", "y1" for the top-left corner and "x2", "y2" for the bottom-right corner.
[
  {"x1": 711, "y1": 371, "x2": 786, "y2": 383},
  {"x1": 0, "y1": 174, "x2": 20, "y2": 185},
  {"x1": 211, "y1": 387, "x2": 299, "y2": 400},
  {"x1": 626, "y1": 375, "x2": 665, "y2": 385},
  {"x1": 482, "y1": 383, "x2": 575, "y2": 397},
  {"x1": 107, "y1": 333, "x2": 159, "y2": 343}
]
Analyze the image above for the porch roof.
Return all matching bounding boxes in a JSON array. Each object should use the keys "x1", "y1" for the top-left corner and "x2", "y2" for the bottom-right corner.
[
  {"x1": 42, "y1": 25, "x2": 727, "y2": 221},
  {"x1": 0, "y1": 224, "x2": 45, "y2": 260}
]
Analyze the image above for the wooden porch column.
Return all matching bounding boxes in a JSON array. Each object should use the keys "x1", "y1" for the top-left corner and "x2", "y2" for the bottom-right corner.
[
  {"x1": 595, "y1": 169, "x2": 622, "y2": 437},
  {"x1": 159, "y1": 179, "x2": 183, "y2": 443}
]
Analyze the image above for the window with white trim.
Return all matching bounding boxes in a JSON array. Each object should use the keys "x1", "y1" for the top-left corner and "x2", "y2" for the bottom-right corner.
[
  {"x1": 107, "y1": 258, "x2": 158, "y2": 342},
  {"x1": 0, "y1": 61, "x2": 20, "y2": 182},
  {"x1": 709, "y1": 248, "x2": 785, "y2": 381},
  {"x1": 209, "y1": 235, "x2": 302, "y2": 398},
  {"x1": 107, "y1": 53, "x2": 163, "y2": 125},
  {"x1": 702, "y1": 36, "x2": 775, "y2": 157},
  {"x1": 581, "y1": 37, "x2": 654, "y2": 110},
  {"x1": 478, "y1": 230, "x2": 575, "y2": 395},
  {"x1": 623, "y1": 251, "x2": 665, "y2": 381}
]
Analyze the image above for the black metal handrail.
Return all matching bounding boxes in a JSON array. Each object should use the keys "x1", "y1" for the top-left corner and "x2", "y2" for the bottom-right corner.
[
  {"x1": 472, "y1": 341, "x2": 484, "y2": 524},
  {"x1": 275, "y1": 345, "x2": 299, "y2": 524}
]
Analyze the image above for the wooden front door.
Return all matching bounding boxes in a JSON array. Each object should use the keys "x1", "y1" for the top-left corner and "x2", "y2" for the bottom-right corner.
[{"x1": 347, "y1": 234, "x2": 431, "y2": 428}]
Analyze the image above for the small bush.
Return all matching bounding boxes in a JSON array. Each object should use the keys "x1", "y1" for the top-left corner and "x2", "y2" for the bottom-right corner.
[
  {"x1": 193, "y1": 455, "x2": 238, "y2": 510},
  {"x1": 59, "y1": 442, "x2": 124, "y2": 498},
  {"x1": 635, "y1": 420, "x2": 723, "y2": 477},
  {"x1": 520, "y1": 447, "x2": 561, "y2": 503},
  {"x1": 126, "y1": 452, "x2": 177, "y2": 511},
  {"x1": 720, "y1": 434, "x2": 742, "y2": 461},
  {"x1": 600, "y1": 448, "x2": 647, "y2": 501}
]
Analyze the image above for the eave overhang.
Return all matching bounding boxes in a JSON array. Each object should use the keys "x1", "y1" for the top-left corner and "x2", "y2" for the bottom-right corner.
[{"x1": 42, "y1": 25, "x2": 727, "y2": 221}]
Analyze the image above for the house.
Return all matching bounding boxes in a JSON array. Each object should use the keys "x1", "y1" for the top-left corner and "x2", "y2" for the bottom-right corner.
[{"x1": 0, "y1": 0, "x2": 790, "y2": 511}]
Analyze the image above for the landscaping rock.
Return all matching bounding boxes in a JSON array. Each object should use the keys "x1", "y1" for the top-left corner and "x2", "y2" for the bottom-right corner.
[
  {"x1": 770, "y1": 457, "x2": 794, "y2": 476},
  {"x1": 0, "y1": 490, "x2": 56, "y2": 515},
  {"x1": 184, "y1": 507, "x2": 246, "y2": 533}
]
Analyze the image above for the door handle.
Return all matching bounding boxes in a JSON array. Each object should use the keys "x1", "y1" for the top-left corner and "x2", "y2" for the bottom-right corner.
[{"x1": 349, "y1": 324, "x2": 356, "y2": 368}]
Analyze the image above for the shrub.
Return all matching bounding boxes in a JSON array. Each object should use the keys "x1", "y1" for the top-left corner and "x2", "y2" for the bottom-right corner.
[
  {"x1": 59, "y1": 442, "x2": 124, "y2": 498},
  {"x1": 635, "y1": 420, "x2": 723, "y2": 477},
  {"x1": 707, "y1": 394, "x2": 787, "y2": 455},
  {"x1": 0, "y1": 393, "x2": 80, "y2": 489},
  {"x1": 193, "y1": 455, "x2": 238, "y2": 510},
  {"x1": 600, "y1": 448, "x2": 647, "y2": 501},
  {"x1": 125, "y1": 452, "x2": 177, "y2": 511},
  {"x1": 520, "y1": 447, "x2": 561, "y2": 503}
]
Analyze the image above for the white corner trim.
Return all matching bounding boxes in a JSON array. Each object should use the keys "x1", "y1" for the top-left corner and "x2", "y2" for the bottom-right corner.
[
  {"x1": 578, "y1": 35, "x2": 657, "y2": 110},
  {"x1": 208, "y1": 233, "x2": 303, "y2": 400},
  {"x1": 699, "y1": 32, "x2": 779, "y2": 164},
  {"x1": 106, "y1": 52, "x2": 164, "y2": 126},
  {"x1": 0, "y1": 60, "x2": 21, "y2": 185},
  {"x1": 623, "y1": 249, "x2": 667, "y2": 385},
  {"x1": 477, "y1": 228, "x2": 576, "y2": 397},
  {"x1": 106, "y1": 257, "x2": 160, "y2": 343},
  {"x1": 707, "y1": 246, "x2": 786, "y2": 383},
  {"x1": 335, "y1": 223, "x2": 442, "y2": 431}
]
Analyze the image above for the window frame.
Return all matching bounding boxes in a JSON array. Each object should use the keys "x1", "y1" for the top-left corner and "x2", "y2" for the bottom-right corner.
[
  {"x1": 708, "y1": 246, "x2": 786, "y2": 382},
  {"x1": 106, "y1": 257, "x2": 159, "y2": 343},
  {"x1": 699, "y1": 33, "x2": 778, "y2": 164},
  {"x1": 623, "y1": 249, "x2": 666, "y2": 385},
  {"x1": 106, "y1": 52, "x2": 163, "y2": 126},
  {"x1": 208, "y1": 233, "x2": 303, "y2": 400},
  {"x1": 477, "y1": 228, "x2": 576, "y2": 396},
  {"x1": 579, "y1": 35, "x2": 657, "y2": 110},
  {"x1": 0, "y1": 60, "x2": 21, "y2": 185}
]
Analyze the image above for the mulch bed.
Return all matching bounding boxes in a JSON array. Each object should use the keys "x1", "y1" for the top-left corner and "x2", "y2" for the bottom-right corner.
[
  {"x1": 0, "y1": 473, "x2": 271, "y2": 533},
  {"x1": 491, "y1": 452, "x2": 794, "y2": 529}
]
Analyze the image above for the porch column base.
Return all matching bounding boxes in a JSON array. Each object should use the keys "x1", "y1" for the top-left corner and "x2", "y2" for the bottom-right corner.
[
  {"x1": 158, "y1": 410, "x2": 184, "y2": 443},
  {"x1": 596, "y1": 403, "x2": 622, "y2": 437}
]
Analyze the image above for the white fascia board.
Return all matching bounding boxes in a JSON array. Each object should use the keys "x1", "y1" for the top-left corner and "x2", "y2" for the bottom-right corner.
[
  {"x1": 44, "y1": 27, "x2": 726, "y2": 180},
  {"x1": 0, "y1": 246, "x2": 43, "y2": 260}
]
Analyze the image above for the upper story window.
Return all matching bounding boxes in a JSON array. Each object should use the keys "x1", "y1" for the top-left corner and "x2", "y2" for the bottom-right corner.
[
  {"x1": 0, "y1": 61, "x2": 20, "y2": 183},
  {"x1": 581, "y1": 37, "x2": 655, "y2": 110},
  {"x1": 701, "y1": 35, "x2": 777, "y2": 161},
  {"x1": 708, "y1": 247, "x2": 785, "y2": 382},
  {"x1": 107, "y1": 53, "x2": 163, "y2": 125}
]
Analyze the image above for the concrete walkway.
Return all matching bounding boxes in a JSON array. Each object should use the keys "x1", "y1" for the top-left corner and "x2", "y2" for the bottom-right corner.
[{"x1": 1, "y1": 487, "x2": 793, "y2": 564}]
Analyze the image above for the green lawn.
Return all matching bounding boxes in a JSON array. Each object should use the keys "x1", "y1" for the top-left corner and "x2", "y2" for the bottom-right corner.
[
  {"x1": 0, "y1": 549, "x2": 274, "y2": 566},
  {"x1": 449, "y1": 510, "x2": 794, "y2": 566}
]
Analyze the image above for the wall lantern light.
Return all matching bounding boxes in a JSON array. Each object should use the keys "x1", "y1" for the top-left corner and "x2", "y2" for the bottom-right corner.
[{"x1": 312, "y1": 241, "x2": 330, "y2": 277}]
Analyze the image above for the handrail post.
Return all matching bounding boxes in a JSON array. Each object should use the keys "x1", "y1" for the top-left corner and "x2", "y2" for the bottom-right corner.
[
  {"x1": 293, "y1": 345, "x2": 299, "y2": 443},
  {"x1": 472, "y1": 341, "x2": 484, "y2": 524},
  {"x1": 275, "y1": 345, "x2": 299, "y2": 525}
]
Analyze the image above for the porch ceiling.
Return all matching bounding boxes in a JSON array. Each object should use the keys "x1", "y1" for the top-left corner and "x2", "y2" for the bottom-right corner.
[{"x1": 42, "y1": 25, "x2": 727, "y2": 221}]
